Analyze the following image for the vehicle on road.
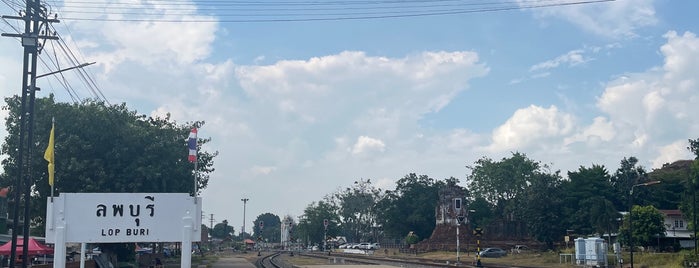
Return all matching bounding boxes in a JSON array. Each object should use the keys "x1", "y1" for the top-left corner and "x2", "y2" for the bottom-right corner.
[
  {"x1": 512, "y1": 245, "x2": 530, "y2": 254},
  {"x1": 364, "y1": 243, "x2": 380, "y2": 250},
  {"x1": 356, "y1": 243, "x2": 370, "y2": 249},
  {"x1": 479, "y1": 247, "x2": 507, "y2": 258}
]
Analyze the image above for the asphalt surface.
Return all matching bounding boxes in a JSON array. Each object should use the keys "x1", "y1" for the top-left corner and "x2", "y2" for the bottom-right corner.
[{"x1": 209, "y1": 256, "x2": 257, "y2": 268}]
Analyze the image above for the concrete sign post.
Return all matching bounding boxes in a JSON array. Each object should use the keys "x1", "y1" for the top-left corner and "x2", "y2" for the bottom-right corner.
[{"x1": 46, "y1": 193, "x2": 202, "y2": 268}]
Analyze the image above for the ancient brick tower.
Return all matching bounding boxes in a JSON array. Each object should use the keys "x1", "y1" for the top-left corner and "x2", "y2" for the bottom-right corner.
[{"x1": 416, "y1": 182, "x2": 471, "y2": 251}]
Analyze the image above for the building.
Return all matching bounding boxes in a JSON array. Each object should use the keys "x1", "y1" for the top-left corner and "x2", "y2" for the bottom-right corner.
[{"x1": 659, "y1": 209, "x2": 694, "y2": 249}]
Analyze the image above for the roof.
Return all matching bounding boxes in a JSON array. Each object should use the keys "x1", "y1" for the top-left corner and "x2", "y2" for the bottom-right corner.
[{"x1": 659, "y1": 209, "x2": 683, "y2": 217}]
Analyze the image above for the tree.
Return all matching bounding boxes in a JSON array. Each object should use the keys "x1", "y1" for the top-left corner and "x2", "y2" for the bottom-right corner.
[
  {"x1": 619, "y1": 205, "x2": 666, "y2": 247},
  {"x1": 610, "y1": 157, "x2": 647, "y2": 210},
  {"x1": 688, "y1": 138, "x2": 699, "y2": 159},
  {"x1": 211, "y1": 220, "x2": 234, "y2": 239},
  {"x1": 520, "y1": 172, "x2": 564, "y2": 249},
  {"x1": 467, "y1": 197, "x2": 494, "y2": 229},
  {"x1": 333, "y1": 179, "x2": 382, "y2": 242},
  {"x1": 297, "y1": 201, "x2": 339, "y2": 246},
  {"x1": 253, "y1": 213, "x2": 281, "y2": 243},
  {"x1": 376, "y1": 173, "x2": 441, "y2": 240},
  {"x1": 560, "y1": 165, "x2": 616, "y2": 236},
  {"x1": 467, "y1": 152, "x2": 542, "y2": 221},
  {"x1": 0, "y1": 95, "x2": 217, "y2": 235},
  {"x1": 648, "y1": 160, "x2": 690, "y2": 210}
]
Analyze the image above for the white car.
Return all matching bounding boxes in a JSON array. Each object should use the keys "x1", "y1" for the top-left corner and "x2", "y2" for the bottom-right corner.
[{"x1": 365, "y1": 243, "x2": 380, "y2": 250}]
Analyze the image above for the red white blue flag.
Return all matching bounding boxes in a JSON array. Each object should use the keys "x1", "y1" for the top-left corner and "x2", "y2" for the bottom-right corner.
[{"x1": 188, "y1": 128, "x2": 197, "y2": 163}]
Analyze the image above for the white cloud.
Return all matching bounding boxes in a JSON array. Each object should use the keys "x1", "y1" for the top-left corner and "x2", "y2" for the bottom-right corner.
[
  {"x1": 530, "y1": 49, "x2": 589, "y2": 72},
  {"x1": 563, "y1": 116, "x2": 615, "y2": 146},
  {"x1": 60, "y1": 0, "x2": 218, "y2": 72},
  {"x1": 234, "y1": 50, "x2": 488, "y2": 138},
  {"x1": 351, "y1": 136, "x2": 386, "y2": 155},
  {"x1": 489, "y1": 105, "x2": 575, "y2": 152},
  {"x1": 652, "y1": 140, "x2": 694, "y2": 168},
  {"x1": 594, "y1": 31, "x2": 699, "y2": 155},
  {"x1": 250, "y1": 165, "x2": 277, "y2": 176},
  {"x1": 523, "y1": 0, "x2": 657, "y2": 38}
]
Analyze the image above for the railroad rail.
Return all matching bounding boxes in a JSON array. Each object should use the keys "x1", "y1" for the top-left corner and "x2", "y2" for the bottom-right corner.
[
  {"x1": 300, "y1": 251, "x2": 543, "y2": 268},
  {"x1": 256, "y1": 251, "x2": 283, "y2": 268}
]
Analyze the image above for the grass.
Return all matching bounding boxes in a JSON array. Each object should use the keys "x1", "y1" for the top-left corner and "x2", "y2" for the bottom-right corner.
[{"x1": 387, "y1": 248, "x2": 689, "y2": 268}]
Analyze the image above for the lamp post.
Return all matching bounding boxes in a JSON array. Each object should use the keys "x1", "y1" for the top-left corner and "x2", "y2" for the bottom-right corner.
[
  {"x1": 241, "y1": 198, "x2": 249, "y2": 250},
  {"x1": 628, "y1": 180, "x2": 661, "y2": 268}
]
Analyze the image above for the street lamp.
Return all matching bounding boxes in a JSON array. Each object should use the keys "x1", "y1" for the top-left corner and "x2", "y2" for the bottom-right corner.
[
  {"x1": 628, "y1": 180, "x2": 661, "y2": 268},
  {"x1": 241, "y1": 198, "x2": 249, "y2": 246}
]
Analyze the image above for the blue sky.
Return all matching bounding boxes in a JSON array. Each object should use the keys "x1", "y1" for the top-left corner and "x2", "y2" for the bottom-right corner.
[{"x1": 2, "y1": 0, "x2": 699, "y2": 233}]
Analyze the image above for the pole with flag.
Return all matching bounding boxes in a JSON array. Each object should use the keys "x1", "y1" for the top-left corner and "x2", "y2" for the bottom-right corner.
[
  {"x1": 188, "y1": 128, "x2": 198, "y2": 201},
  {"x1": 44, "y1": 118, "x2": 55, "y2": 200}
]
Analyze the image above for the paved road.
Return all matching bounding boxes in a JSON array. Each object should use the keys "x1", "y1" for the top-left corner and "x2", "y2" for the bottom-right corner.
[{"x1": 208, "y1": 256, "x2": 257, "y2": 268}]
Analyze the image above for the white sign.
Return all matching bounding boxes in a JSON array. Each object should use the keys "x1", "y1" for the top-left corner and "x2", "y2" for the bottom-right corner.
[{"x1": 45, "y1": 193, "x2": 201, "y2": 243}]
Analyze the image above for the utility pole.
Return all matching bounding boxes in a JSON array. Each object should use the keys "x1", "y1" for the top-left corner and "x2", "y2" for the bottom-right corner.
[
  {"x1": 209, "y1": 214, "x2": 215, "y2": 230},
  {"x1": 2, "y1": 1, "x2": 58, "y2": 267}
]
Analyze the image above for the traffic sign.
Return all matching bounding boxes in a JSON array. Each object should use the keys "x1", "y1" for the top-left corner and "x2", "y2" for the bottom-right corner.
[{"x1": 473, "y1": 227, "x2": 483, "y2": 237}]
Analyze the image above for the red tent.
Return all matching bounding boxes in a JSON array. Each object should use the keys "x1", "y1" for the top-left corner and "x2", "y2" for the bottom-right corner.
[{"x1": 0, "y1": 237, "x2": 54, "y2": 256}]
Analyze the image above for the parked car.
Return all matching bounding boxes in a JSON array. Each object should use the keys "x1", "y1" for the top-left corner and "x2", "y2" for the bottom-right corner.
[
  {"x1": 479, "y1": 247, "x2": 507, "y2": 258},
  {"x1": 357, "y1": 243, "x2": 370, "y2": 249},
  {"x1": 365, "y1": 243, "x2": 380, "y2": 250},
  {"x1": 512, "y1": 245, "x2": 530, "y2": 254},
  {"x1": 338, "y1": 243, "x2": 349, "y2": 249}
]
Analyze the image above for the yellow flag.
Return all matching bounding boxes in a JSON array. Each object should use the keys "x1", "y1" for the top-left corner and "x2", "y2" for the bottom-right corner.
[{"x1": 44, "y1": 122, "x2": 55, "y2": 186}]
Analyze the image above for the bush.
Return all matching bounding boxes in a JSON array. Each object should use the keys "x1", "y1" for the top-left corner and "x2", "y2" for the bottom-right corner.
[{"x1": 405, "y1": 232, "x2": 420, "y2": 245}]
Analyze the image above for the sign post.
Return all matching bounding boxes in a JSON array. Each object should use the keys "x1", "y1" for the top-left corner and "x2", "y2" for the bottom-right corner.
[
  {"x1": 323, "y1": 219, "x2": 328, "y2": 252},
  {"x1": 473, "y1": 227, "x2": 483, "y2": 268},
  {"x1": 46, "y1": 193, "x2": 202, "y2": 268}
]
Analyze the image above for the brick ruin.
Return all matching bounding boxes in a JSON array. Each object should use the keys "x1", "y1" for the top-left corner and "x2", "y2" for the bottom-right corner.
[{"x1": 415, "y1": 183, "x2": 533, "y2": 252}]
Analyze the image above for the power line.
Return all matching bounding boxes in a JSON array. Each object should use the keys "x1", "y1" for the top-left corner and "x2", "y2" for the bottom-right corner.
[
  {"x1": 3, "y1": 0, "x2": 107, "y2": 104},
  {"x1": 50, "y1": 0, "x2": 613, "y2": 23}
]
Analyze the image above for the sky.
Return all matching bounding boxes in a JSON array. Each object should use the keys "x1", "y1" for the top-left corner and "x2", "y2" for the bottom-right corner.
[{"x1": 1, "y1": 0, "x2": 698, "y2": 234}]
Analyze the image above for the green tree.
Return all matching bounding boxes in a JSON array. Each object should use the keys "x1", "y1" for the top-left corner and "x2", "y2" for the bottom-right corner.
[
  {"x1": 253, "y1": 213, "x2": 281, "y2": 243},
  {"x1": 297, "y1": 201, "x2": 339, "y2": 247},
  {"x1": 467, "y1": 152, "x2": 542, "y2": 221},
  {"x1": 333, "y1": 179, "x2": 382, "y2": 242},
  {"x1": 376, "y1": 173, "x2": 441, "y2": 240},
  {"x1": 211, "y1": 220, "x2": 234, "y2": 239},
  {"x1": 467, "y1": 197, "x2": 494, "y2": 229},
  {"x1": 648, "y1": 160, "x2": 690, "y2": 210},
  {"x1": 688, "y1": 138, "x2": 699, "y2": 159},
  {"x1": 619, "y1": 205, "x2": 666, "y2": 247},
  {"x1": 588, "y1": 197, "x2": 620, "y2": 244},
  {"x1": 520, "y1": 172, "x2": 564, "y2": 248},
  {"x1": 561, "y1": 165, "x2": 616, "y2": 236},
  {"x1": 0, "y1": 95, "x2": 217, "y2": 235},
  {"x1": 610, "y1": 157, "x2": 647, "y2": 210}
]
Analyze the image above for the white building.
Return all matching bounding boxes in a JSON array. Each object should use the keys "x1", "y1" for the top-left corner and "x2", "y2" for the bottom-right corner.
[
  {"x1": 659, "y1": 209, "x2": 694, "y2": 248},
  {"x1": 281, "y1": 216, "x2": 294, "y2": 250}
]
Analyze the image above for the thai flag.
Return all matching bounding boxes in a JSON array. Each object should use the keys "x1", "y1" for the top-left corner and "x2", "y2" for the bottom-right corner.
[{"x1": 188, "y1": 128, "x2": 197, "y2": 163}]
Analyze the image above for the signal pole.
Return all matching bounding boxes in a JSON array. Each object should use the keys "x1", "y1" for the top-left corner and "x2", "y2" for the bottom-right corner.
[{"x1": 2, "y1": 0, "x2": 58, "y2": 267}]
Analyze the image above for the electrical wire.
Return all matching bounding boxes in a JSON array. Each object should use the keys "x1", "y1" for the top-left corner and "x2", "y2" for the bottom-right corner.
[
  {"x1": 48, "y1": 0, "x2": 613, "y2": 23},
  {"x1": 2, "y1": 0, "x2": 104, "y2": 103}
]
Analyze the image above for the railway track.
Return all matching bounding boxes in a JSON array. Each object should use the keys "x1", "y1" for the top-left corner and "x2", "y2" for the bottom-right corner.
[
  {"x1": 300, "y1": 251, "x2": 543, "y2": 268},
  {"x1": 256, "y1": 251, "x2": 283, "y2": 268}
]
